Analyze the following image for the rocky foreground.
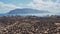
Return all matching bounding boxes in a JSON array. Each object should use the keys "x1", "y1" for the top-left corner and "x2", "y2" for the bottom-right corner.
[{"x1": 0, "y1": 16, "x2": 60, "y2": 34}]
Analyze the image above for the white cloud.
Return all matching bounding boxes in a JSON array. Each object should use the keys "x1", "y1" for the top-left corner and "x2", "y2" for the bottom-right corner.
[
  {"x1": 0, "y1": 2, "x2": 22, "y2": 13},
  {"x1": 0, "y1": 0, "x2": 60, "y2": 14},
  {"x1": 27, "y1": 0, "x2": 60, "y2": 14}
]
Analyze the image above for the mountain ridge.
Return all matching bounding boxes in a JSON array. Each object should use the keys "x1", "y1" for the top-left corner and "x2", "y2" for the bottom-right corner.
[{"x1": 7, "y1": 8, "x2": 50, "y2": 14}]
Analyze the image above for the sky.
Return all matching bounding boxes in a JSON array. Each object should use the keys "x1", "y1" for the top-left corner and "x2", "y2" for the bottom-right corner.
[{"x1": 0, "y1": 0, "x2": 60, "y2": 14}]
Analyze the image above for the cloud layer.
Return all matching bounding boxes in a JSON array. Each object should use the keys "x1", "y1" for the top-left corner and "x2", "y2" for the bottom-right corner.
[
  {"x1": 0, "y1": 0, "x2": 60, "y2": 14},
  {"x1": 27, "y1": 0, "x2": 60, "y2": 14},
  {"x1": 0, "y1": 2, "x2": 23, "y2": 13}
]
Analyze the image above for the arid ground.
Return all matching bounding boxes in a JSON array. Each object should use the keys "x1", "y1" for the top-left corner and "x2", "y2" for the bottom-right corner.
[{"x1": 0, "y1": 16, "x2": 60, "y2": 34}]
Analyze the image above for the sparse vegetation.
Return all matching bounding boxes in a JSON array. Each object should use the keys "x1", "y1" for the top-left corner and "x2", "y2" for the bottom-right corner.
[{"x1": 0, "y1": 15, "x2": 60, "y2": 34}]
